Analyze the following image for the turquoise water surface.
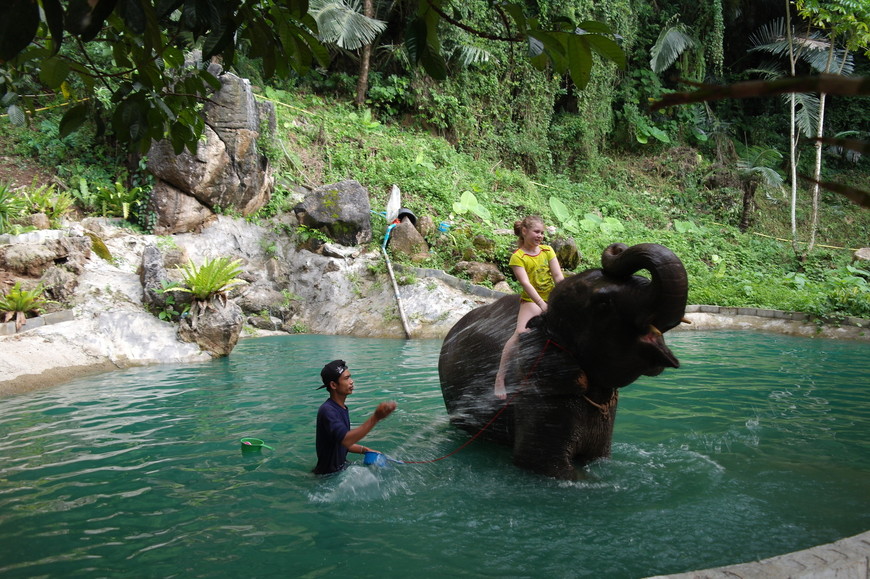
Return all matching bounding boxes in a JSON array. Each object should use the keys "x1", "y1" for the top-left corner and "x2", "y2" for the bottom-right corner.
[{"x1": 0, "y1": 330, "x2": 868, "y2": 578}]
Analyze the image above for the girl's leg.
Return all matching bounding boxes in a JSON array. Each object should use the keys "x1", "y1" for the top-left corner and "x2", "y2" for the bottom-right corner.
[{"x1": 494, "y1": 301, "x2": 542, "y2": 398}]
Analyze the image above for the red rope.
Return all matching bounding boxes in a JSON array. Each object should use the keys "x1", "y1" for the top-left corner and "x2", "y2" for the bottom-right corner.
[{"x1": 399, "y1": 338, "x2": 567, "y2": 464}]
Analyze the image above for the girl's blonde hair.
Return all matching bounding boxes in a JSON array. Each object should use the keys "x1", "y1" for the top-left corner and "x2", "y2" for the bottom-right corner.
[{"x1": 514, "y1": 215, "x2": 544, "y2": 246}]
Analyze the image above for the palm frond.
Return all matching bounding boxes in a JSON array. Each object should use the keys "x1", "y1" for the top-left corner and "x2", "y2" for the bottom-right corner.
[
  {"x1": 749, "y1": 18, "x2": 788, "y2": 54},
  {"x1": 736, "y1": 146, "x2": 784, "y2": 187},
  {"x1": 801, "y1": 45, "x2": 854, "y2": 75},
  {"x1": 650, "y1": 24, "x2": 696, "y2": 74},
  {"x1": 786, "y1": 92, "x2": 820, "y2": 137},
  {"x1": 450, "y1": 44, "x2": 492, "y2": 68},
  {"x1": 746, "y1": 61, "x2": 786, "y2": 81},
  {"x1": 310, "y1": 0, "x2": 387, "y2": 50}
]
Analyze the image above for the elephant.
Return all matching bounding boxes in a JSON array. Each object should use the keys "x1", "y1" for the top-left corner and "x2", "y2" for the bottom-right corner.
[{"x1": 438, "y1": 242, "x2": 688, "y2": 479}]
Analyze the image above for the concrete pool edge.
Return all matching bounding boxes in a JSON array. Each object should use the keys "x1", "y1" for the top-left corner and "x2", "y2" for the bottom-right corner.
[
  {"x1": 679, "y1": 305, "x2": 869, "y2": 341},
  {"x1": 646, "y1": 529, "x2": 870, "y2": 578}
]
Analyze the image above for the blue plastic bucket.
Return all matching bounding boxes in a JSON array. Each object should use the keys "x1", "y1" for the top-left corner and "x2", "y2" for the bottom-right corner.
[{"x1": 363, "y1": 451, "x2": 387, "y2": 467}]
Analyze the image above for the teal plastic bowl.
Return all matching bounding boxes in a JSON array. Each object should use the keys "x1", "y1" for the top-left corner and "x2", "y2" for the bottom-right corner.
[{"x1": 240, "y1": 437, "x2": 274, "y2": 452}]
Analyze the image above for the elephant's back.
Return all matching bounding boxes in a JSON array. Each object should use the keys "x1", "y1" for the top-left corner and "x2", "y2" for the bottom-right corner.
[{"x1": 438, "y1": 294, "x2": 519, "y2": 423}]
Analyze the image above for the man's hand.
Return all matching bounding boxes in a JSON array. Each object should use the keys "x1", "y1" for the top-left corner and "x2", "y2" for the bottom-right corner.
[{"x1": 374, "y1": 401, "x2": 397, "y2": 421}]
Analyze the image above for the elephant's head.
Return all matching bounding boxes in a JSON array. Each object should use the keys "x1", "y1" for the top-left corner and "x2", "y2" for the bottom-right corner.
[
  {"x1": 543, "y1": 242, "x2": 688, "y2": 391},
  {"x1": 438, "y1": 242, "x2": 688, "y2": 479}
]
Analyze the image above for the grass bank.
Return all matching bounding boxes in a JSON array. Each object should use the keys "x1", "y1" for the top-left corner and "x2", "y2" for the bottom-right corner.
[
  {"x1": 257, "y1": 88, "x2": 870, "y2": 323},
  {"x1": 1, "y1": 87, "x2": 868, "y2": 323}
]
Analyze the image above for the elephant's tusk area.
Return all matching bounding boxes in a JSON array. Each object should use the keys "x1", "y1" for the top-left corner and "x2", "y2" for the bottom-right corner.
[{"x1": 681, "y1": 317, "x2": 692, "y2": 324}]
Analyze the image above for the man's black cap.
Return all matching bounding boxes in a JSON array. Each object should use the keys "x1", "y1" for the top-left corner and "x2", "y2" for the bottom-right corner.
[{"x1": 318, "y1": 360, "x2": 348, "y2": 389}]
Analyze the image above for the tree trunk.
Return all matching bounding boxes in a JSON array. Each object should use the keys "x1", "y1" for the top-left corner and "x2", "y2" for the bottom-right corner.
[
  {"x1": 354, "y1": 0, "x2": 374, "y2": 108},
  {"x1": 808, "y1": 46, "x2": 843, "y2": 255},
  {"x1": 740, "y1": 180, "x2": 757, "y2": 232},
  {"x1": 785, "y1": 1, "x2": 801, "y2": 256},
  {"x1": 807, "y1": 91, "x2": 826, "y2": 254}
]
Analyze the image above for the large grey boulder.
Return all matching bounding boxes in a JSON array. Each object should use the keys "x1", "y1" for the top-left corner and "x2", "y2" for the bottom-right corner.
[
  {"x1": 237, "y1": 282, "x2": 299, "y2": 322},
  {"x1": 139, "y1": 245, "x2": 192, "y2": 314},
  {"x1": 147, "y1": 69, "x2": 274, "y2": 234},
  {"x1": 147, "y1": 181, "x2": 217, "y2": 235},
  {"x1": 452, "y1": 261, "x2": 505, "y2": 285},
  {"x1": 550, "y1": 236, "x2": 581, "y2": 271},
  {"x1": 294, "y1": 180, "x2": 373, "y2": 246},
  {"x1": 0, "y1": 235, "x2": 91, "y2": 277},
  {"x1": 178, "y1": 298, "x2": 244, "y2": 357},
  {"x1": 388, "y1": 217, "x2": 429, "y2": 258},
  {"x1": 140, "y1": 245, "x2": 169, "y2": 308},
  {"x1": 40, "y1": 266, "x2": 79, "y2": 302}
]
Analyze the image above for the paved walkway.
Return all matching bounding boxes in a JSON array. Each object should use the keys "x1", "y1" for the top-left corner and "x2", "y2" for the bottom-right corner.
[{"x1": 648, "y1": 530, "x2": 870, "y2": 578}]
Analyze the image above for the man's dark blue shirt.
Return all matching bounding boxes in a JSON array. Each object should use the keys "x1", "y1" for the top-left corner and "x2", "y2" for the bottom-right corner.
[{"x1": 314, "y1": 398, "x2": 350, "y2": 474}]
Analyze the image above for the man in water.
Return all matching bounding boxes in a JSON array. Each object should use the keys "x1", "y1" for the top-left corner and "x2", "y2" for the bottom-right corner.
[{"x1": 313, "y1": 359, "x2": 397, "y2": 475}]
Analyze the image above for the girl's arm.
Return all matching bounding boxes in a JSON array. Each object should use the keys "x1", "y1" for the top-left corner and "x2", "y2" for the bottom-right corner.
[
  {"x1": 513, "y1": 265, "x2": 545, "y2": 308},
  {"x1": 549, "y1": 255, "x2": 564, "y2": 284}
]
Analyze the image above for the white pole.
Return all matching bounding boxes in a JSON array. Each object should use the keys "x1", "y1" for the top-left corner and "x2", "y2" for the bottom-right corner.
[{"x1": 381, "y1": 244, "x2": 412, "y2": 339}]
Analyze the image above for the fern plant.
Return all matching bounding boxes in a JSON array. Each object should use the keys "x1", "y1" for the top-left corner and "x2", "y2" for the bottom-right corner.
[
  {"x1": 176, "y1": 257, "x2": 246, "y2": 303},
  {"x1": 0, "y1": 282, "x2": 48, "y2": 331}
]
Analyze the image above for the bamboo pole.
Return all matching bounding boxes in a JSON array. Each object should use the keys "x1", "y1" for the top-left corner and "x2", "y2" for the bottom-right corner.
[{"x1": 381, "y1": 242, "x2": 412, "y2": 339}]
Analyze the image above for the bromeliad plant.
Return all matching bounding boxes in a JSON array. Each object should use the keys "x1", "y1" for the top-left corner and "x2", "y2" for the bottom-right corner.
[
  {"x1": 175, "y1": 257, "x2": 246, "y2": 323},
  {"x1": 0, "y1": 282, "x2": 49, "y2": 331}
]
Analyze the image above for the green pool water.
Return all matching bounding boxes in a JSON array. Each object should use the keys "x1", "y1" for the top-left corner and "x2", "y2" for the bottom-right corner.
[{"x1": 0, "y1": 330, "x2": 867, "y2": 578}]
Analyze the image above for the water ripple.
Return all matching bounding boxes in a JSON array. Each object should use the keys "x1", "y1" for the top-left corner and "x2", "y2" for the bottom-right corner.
[{"x1": 0, "y1": 331, "x2": 867, "y2": 578}]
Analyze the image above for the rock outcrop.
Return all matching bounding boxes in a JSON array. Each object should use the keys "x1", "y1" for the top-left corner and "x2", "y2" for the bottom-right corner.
[
  {"x1": 178, "y1": 298, "x2": 245, "y2": 357},
  {"x1": 293, "y1": 180, "x2": 372, "y2": 246},
  {"x1": 146, "y1": 68, "x2": 274, "y2": 234}
]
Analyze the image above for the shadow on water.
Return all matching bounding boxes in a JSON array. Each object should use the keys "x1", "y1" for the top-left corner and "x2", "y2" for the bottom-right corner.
[{"x1": 0, "y1": 331, "x2": 868, "y2": 577}]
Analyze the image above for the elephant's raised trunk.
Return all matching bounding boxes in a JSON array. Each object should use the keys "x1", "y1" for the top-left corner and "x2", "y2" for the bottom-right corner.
[{"x1": 601, "y1": 243, "x2": 688, "y2": 333}]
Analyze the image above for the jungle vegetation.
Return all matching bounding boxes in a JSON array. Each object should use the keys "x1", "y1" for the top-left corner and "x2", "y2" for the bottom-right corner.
[{"x1": 0, "y1": 0, "x2": 868, "y2": 323}]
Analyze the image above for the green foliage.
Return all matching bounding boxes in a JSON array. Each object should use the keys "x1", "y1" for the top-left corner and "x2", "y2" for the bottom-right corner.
[
  {"x1": 175, "y1": 257, "x2": 246, "y2": 302},
  {"x1": 19, "y1": 183, "x2": 74, "y2": 227},
  {"x1": 154, "y1": 281, "x2": 190, "y2": 322},
  {"x1": 579, "y1": 213, "x2": 625, "y2": 235},
  {"x1": 736, "y1": 145, "x2": 785, "y2": 188},
  {"x1": 297, "y1": 225, "x2": 331, "y2": 244},
  {"x1": 549, "y1": 195, "x2": 625, "y2": 235},
  {"x1": 0, "y1": 282, "x2": 48, "y2": 331},
  {"x1": 0, "y1": 1, "x2": 325, "y2": 154},
  {"x1": 0, "y1": 182, "x2": 27, "y2": 234},
  {"x1": 281, "y1": 289, "x2": 301, "y2": 307},
  {"x1": 290, "y1": 322, "x2": 310, "y2": 334},
  {"x1": 650, "y1": 22, "x2": 699, "y2": 76},
  {"x1": 452, "y1": 190, "x2": 491, "y2": 222},
  {"x1": 94, "y1": 182, "x2": 146, "y2": 219},
  {"x1": 0, "y1": 282, "x2": 46, "y2": 314},
  {"x1": 366, "y1": 74, "x2": 414, "y2": 118},
  {"x1": 796, "y1": 0, "x2": 870, "y2": 55},
  {"x1": 309, "y1": 0, "x2": 387, "y2": 50}
]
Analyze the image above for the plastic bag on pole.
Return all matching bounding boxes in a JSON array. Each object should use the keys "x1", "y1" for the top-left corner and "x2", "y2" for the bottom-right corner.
[{"x1": 385, "y1": 185, "x2": 401, "y2": 223}]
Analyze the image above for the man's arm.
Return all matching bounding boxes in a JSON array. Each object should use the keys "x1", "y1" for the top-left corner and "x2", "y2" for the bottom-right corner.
[{"x1": 342, "y1": 402, "x2": 397, "y2": 453}]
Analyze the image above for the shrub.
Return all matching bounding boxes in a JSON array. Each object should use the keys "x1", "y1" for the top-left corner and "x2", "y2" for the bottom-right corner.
[
  {"x1": 0, "y1": 182, "x2": 27, "y2": 234},
  {"x1": 0, "y1": 282, "x2": 48, "y2": 331}
]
